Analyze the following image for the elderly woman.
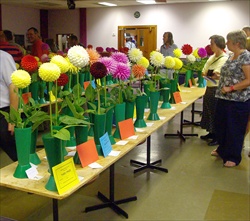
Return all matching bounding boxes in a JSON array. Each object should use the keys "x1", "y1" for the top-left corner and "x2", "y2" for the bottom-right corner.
[
  {"x1": 200, "y1": 35, "x2": 228, "y2": 146},
  {"x1": 212, "y1": 30, "x2": 250, "y2": 167}
]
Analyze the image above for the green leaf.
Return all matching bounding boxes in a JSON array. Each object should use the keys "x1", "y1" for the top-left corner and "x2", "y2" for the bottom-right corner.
[{"x1": 53, "y1": 128, "x2": 70, "y2": 141}]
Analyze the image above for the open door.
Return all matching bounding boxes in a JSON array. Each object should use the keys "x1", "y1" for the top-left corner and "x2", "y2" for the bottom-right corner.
[{"x1": 118, "y1": 25, "x2": 157, "y2": 59}]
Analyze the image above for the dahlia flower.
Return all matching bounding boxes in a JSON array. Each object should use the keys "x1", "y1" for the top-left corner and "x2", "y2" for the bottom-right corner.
[
  {"x1": 55, "y1": 73, "x2": 69, "y2": 86},
  {"x1": 90, "y1": 62, "x2": 108, "y2": 79},
  {"x1": 111, "y1": 52, "x2": 129, "y2": 64},
  {"x1": 65, "y1": 57, "x2": 79, "y2": 74},
  {"x1": 205, "y1": 45, "x2": 213, "y2": 56},
  {"x1": 99, "y1": 57, "x2": 117, "y2": 74},
  {"x1": 150, "y1": 51, "x2": 164, "y2": 67},
  {"x1": 38, "y1": 63, "x2": 61, "y2": 82},
  {"x1": 21, "y1": 55, "x2": 38, "y2": 73},
  {"x1": 173, "y1": 48, "x2": 182, "y2": 58},
  {"x1": 193, "y1": 48, "x2": 200, "y2": 59},
  {"x1": 67, "y1": 45, "x2": 90, "y2": 68},
  {"x1": 173, "y1": 58, "x2": 183, "y2": 70},
  {"x1": 137, "y1": 57, "x2": 149, "y2": 69},
  {"x1": 164, "y1": 56, "x2": 175, "y2": 69},
  {"x1": 198, "y1": 47, "x2": 207, "y2": 58},
  {"x1": 128, "y1": 48, "x2": 143, "y2": 63},
  {"x1": 50, "y1": 55, "x2": 70, "y2": 73},
  {"x1": 112, "y1": 62, "x2": 131, "y2": 81},
  {"x1": 132, "y1": 64, "x2": 146, "y2": 78},
  {"x1": 181, "y1": 44, "x2": 193, "y2": 55},
  {"x1": 86, "y1": 48, "x2": 101, "y2": 65},
  {"x1": 11, "y1": 70, "x2": 31, "y2": 89},
  {"x1": 96, "y1": 47, "x2": 104, "y2": 53},
  {"x1": 186, "y1": 54, "x2": 196, "y2": 63}
]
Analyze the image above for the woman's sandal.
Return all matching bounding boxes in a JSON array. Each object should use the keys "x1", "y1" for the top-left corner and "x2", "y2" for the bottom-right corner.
[
  {"x1": 211, "y1": 149, "x2": 219, "y2": 157},
  {"x1": 224, "y1": 161, "x2": 236, "y2": 168}
]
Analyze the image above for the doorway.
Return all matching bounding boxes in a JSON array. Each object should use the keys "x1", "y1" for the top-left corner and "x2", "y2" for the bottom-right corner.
[{"x1": 118, "y1": 25, "x2": 157, "y2": 59}]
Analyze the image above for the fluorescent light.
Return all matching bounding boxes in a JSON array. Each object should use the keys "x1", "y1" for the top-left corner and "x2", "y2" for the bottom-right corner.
[
  {"x1": 136, "y1": 0, "x2": 156, "y2": 4},
  {"x1": 98, "y1": 2, "x2": 117, "y2": 6}
]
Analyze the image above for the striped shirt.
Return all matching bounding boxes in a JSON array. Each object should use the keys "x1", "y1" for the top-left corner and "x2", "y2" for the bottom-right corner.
[{"x1": 0, "y1": 41, "x2": 23, "y2": 63}]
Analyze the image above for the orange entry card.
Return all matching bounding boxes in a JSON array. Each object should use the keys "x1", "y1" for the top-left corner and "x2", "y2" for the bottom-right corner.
[
  {"x1": 188, "y1": 79, "x2": 193, "y2": 87},
  {"x1": 118, "y1": 118, "x2": 135, "y2": 140},
  {"x1": 173, "y1": 92, "x2": 182, "y2": 104},
  {"x1": 22, "y1": 92, "x2": 31, "y2": 104},
  {"x1": 84, "y1": 81, "x2": 90, "y2": 90},
  {"x1": 76, "y1": 139, "x2": 99, "y2": 168}
]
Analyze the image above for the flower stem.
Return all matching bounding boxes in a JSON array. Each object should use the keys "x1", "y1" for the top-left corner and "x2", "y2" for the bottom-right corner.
[
  {"x1": 104, "y1": 77, "x2": 107, "y2": 107},
  {"x1": 55, "y1": 81, "x2": 58, "y2": 126},
  {"x1": 49, "y1": 99, "x2": 53, "y2": 137},
  {"x1": 97, "y1": 88, "x2": 100, "y2": 115}
]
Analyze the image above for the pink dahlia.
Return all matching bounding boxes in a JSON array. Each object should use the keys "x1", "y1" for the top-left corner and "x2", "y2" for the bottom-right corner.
[
  {"x1": 198, "y1": 47, "x2": 207, "y2": 58},
  {"x1": 111, "y1": 52, "x2": 129, "y2": 64},
  {"x1": 99, "y1": 57, "x2": 117, "y2": 74},
  {"x1": 112, "y1": 63, "x2": 130, "y2": 81}
]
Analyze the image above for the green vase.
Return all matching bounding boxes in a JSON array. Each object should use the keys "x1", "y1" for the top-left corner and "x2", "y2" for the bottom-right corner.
[
  {"x1": 125, "y1": 100, "x2": 135, "y2": 120},
  {"x1": 79, "y1": 71, "x2": 86, "y2": 91},
  {"x1": 93, "y1": 113, "x2": 106, "y2": 156},
  {"x1": 143, "y1": 82, "x2": 150, "y2": 108},
  {"x1": 197, "y1": 71, "x2": 205, "y2": 87},
  {"x1": 160, "y1": 88, "x2": 171, "y2": 109},
  {"x1": 42, "y1": 133, "x2": 63, "y2": 192},
  {"x1": 29, "y1": 81, "x2": 39, "y2": 104},
  {"x1": 74, "y1": 125, "x2": 89, "y2": 164},
  {"x1": 134, "y1": 95, "x2": 147, "y2": 128},
  {"x1": 147, "y1": 91, "x2": 160, "y2": 121},
  {"x1": 87, "y1": 102, "x2": 97, "y2": 137},
  {"x1": 113, "y1": 102, "x2": 126, "y2": 139},
  {"x1": 13, "y1": 127, "x2": 32, "y2": 178},
  {"x1": 105, "y1": 106, "x2": 116, "y2": 145},
  {"x1": 29, "y1": 128, "x2": 41, "y2": 165},
  {"x1": 184, "y1": 70, "x2": 192, "y2": 87},
  {"x1": 170, "y1": 79, "x2": 177, "y2": 104}
]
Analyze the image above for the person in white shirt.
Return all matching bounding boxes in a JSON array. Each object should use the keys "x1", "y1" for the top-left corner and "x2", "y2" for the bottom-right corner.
[
  {"x1": 200, "y1": 35, "x2": 228, "y2": 146},
  {"x1": 125, "y1": 37, "x2": 136, "y2": 49},
  {"x1": 0, "y1": 50, "x2": 18, "y2": 161}
]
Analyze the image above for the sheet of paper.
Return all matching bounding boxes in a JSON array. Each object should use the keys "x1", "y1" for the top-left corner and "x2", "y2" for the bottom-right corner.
[
  {"x1": 88, "y1": 162, "x2": 103, "y2": 169},
  {"x1": 99, "y1": 132, "x2": 112, "y2": 157},
  {"x1": 108, "y1": 150, "x2": 121, "y2": 156},
  {"x1": 116, "y1": 140, "x2": 128, "y2": 145},
  {"x1": 118, "y1": 118, "x2": 135, "y2": 140}
]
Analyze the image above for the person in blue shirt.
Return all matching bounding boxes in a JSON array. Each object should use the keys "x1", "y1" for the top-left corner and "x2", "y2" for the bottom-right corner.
[{"x1": 160, "y1": 32, "x2": 178, "y2": 57}]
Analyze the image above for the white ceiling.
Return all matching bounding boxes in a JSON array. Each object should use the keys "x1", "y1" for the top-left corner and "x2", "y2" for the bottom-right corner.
[{"x1": 0, "y1": 0, "x2": 233, "y2": 10}]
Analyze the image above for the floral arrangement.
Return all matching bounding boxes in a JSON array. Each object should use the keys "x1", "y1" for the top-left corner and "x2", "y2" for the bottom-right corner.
[{"x1": 0, "y1": 70, "x2": 49, "y2": 130}]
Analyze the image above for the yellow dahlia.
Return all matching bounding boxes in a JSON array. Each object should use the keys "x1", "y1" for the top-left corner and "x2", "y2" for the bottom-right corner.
[
  {"x1": 193, "y1": 48, "x2": 200, "y2": 59},
  {"x1": 137, "y1": 56, "x2": 149, "y2": 69},
  {"x1": 164, "y1": 56, "x2": 175, "y2": 69},
  {"x1": 11, "y1": 70, "x2": 31, "y2": 89},
  {"x1": 38, "y1": 63, "x2": 61, "y2": 82},
  {"x1": 67, "y1": 45, "x2": 90, "y2": 68},
  {"x1": 50, "y1": 55, "x2": 70, "y2": 73},
  {"x1": 15, "y1": 63, "x2": 20, "y2": 70},
  {"x1": 128, "y1": 48, "x2": 143, "y2": 63},
  {"x1": 65, "y1": 57, "x2": 79, "y2": 74},
  {"x1": 173, "y1": 48, "x2": 182, "y2": 58},
  {"x1": 173, "y1": 58, "x2": 183, "y2": 70}
]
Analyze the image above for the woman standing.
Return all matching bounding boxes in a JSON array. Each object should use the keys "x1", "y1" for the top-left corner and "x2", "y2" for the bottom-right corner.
[
  {"x1": 200, "y1": 35, "x2": 228, "y2": 146},
  {"x1": 213, "y1": 30, "x2": 250, "y2": 167}
]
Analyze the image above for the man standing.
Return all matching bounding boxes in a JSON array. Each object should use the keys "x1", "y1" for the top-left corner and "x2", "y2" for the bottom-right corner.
[
  {"x1": 160, "y1": 32, "x2": 178, "y2": 57},
  {"x1": 0, "y1": 50, "x2": 18, "y2": 161},
  {"x1": 0, "y1": 31, "x2": 23, "y2": 63},
  {"x1": 26, "y1": 27, "x2": 50, "y2": 60}
]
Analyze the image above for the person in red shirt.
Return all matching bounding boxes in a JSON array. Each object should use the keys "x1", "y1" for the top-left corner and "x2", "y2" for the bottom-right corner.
[
  {"x1": 0, "y1": 30, "x2": 23, "y2": 63},
  {"x1": 26, "y1": 27, "x2": 50, "y2": 60}
]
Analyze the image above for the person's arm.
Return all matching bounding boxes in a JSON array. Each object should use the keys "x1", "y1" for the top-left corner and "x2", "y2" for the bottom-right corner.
[
  {"x1": 8, "y1": 83, "x2": 18, "y2": 135},
  {"x1": 222, "y1": 64, "x2": 250, "y2": 93}
]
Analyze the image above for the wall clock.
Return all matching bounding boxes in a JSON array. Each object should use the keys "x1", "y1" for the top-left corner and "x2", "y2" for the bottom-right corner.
[{"x1": 134, "y1": 11, "x2": 140, "y2": 18}]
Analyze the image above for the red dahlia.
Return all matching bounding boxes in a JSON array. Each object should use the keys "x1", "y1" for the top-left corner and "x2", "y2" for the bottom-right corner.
[
  {"x1": 21, "y1": 55, "x2": 38, "y2": 73},
  {"x1": 181, "y1": 44, "x2": 193, "y2": 55},
  {"x1": 90, "y1": 62, "x2": 107, "y2": 79},
  {"x1": 55, "y1": 73, "x2": 69, "y2": 86}
]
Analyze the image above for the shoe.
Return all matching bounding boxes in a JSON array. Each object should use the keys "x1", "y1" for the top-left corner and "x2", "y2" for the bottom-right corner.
[
  {"x1": 208, "y1": 140, "x2": 218, "y2": 146},
  {"x1": 200, "y1": 133, "x2": 213, "y2": 140},
  {"x1": 224, "y1": 161, "x2": 236, "y2": 167},
  {"x1": 211, "y1": 149, "x2": 219, "y2": 157}
]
